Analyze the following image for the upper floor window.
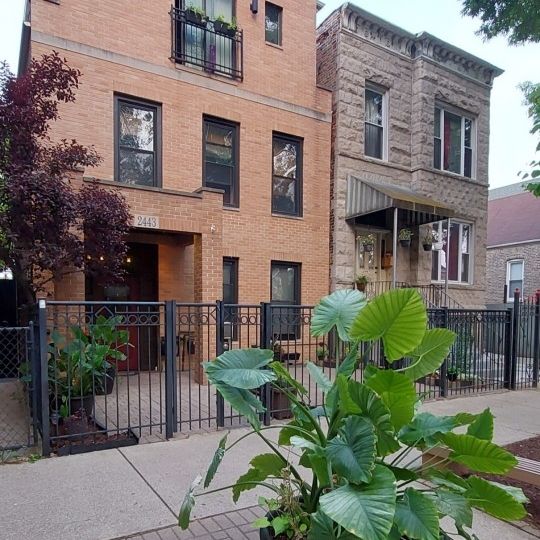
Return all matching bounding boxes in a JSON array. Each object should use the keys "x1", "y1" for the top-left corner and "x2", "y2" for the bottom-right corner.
[
  {"x1": 434, "y1": 106, "x2": 474, "y2": 178},
  {"x1": 506, "y1": 259, "x2": 524, "y2": 300},
  {"x1": 272, "y1": 133, "x2": 302, "y2": 216},
  {"x1": 364, "y1": 85, "x2": 387, "y2": 160},
  {"x1": 203, "y1": 117, "x2": 239, "y2": 207},
  {"x1": 265, "y1": 2, "x2": 282, "y2": 45},
  {"x1": 431, "y1": 220, "x2": 473, "y2": 284},
  {"x1": 115, "y1": 96, "x2": 161, "y2": 187}
]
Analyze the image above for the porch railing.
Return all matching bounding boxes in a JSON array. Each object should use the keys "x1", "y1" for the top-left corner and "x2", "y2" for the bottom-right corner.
[{"x1": 170, "y1": 6, "x2": 243, "y2": 80}]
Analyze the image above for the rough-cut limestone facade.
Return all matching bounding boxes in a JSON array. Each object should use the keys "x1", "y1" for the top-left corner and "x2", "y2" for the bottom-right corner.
[
  {"x1": 28, "y1": 0, "x2": 332, "y2": 306},
  {"x1": 317, "y1": 6, "x2": 501, "y2": 308},
  {"x1": 486, "y1": 243, "x2": 540, "y2": 304}
]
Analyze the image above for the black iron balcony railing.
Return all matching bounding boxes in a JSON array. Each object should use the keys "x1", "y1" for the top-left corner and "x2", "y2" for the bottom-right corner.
[{"x1": 170, "y1": 7, "x2": 243, "y2": 81}]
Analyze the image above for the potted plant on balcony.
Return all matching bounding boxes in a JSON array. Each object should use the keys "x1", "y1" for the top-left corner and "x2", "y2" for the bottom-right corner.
[
  {"x1": 213, "y1": 15, "x2": 237, "y2": 37},
  {"x1": 185, "y1": 4, "x2": 207, "y2": 27},
  {"x1": 315, "y1": 342, "x2": 328, "y2": 366},
  {"x1": 398, "y1": 227, "x2": 413, "y2": 247},
  {"x1": 360, "y1": 233, "x2": 375, "y2": 253},
  {"x1": 178, "y1": 288, "x2": 526, "y2": 539},
  {"x1": 354, "y1": 274, "x2": 368, "y2": 293}
]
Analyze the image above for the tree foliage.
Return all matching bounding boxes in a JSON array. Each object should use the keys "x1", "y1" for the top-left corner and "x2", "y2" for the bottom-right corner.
[
  {"x1": 461, "y1": 0, "x2": 540, "y2": 45},
  {"x1": 519, "y1": 81, "x2": 540, "y2": 196},
  {"x1": 0, "y1": 53, "x2": 131, "y2": 304}
]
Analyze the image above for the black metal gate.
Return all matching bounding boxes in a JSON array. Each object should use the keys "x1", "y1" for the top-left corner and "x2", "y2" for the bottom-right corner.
[{"x1": 0, "y1": 325, "x2": 36, "y2": 451}]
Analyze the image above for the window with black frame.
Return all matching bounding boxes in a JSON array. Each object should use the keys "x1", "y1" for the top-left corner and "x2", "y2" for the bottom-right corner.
[
  {"x1": 272, "y1": 133, "x2": 302, "y2": 216},
  {"x1": 364, "y1": 86, "x2": 386, "y2": 160},
  {"x1": 223, "y1": 257, "x2": 238, "y2": 342},
  {"x1": 271, "y1": 261, "x2": 300, "y2": 341},
  {"x1": 115, "y1": 96, "x2": 161, "y2": 186},
  {"x1": 203, "y1": 117, "x2": 239, "y2": 207},
  {"x1": 265, "y1": 2, "x2": 282, "y2": 45}
]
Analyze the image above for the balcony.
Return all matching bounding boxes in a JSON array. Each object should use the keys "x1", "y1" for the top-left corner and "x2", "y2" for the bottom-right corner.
[{"x1": 170, "y1": 7, "x2": 243, "y2": 81}]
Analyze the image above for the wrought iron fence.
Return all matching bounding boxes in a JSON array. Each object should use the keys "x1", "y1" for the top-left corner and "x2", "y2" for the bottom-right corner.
[
  {"x1": 0, "y1": 326, "x2": 35, "y2": 450},
  {"x1": 12, "y1": 290, "x2": 539, "y2": 456}
]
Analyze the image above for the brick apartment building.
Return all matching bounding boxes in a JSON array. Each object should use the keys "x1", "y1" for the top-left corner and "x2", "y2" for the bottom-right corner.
[
  {"x1": 19, "y1": 0, "x2": 331, "y2": 307},
  {"x1": 317, "y1": 4, "x2": 502, "y2": 307}
]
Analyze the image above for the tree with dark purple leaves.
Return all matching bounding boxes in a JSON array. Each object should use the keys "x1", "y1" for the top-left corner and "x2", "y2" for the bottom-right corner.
[{"x1": 0, "y1": 52, "x2": 131, "y2": 307}]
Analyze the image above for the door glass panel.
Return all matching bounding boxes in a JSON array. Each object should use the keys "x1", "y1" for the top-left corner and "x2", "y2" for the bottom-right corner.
[{"x1": 443, "y1": 111, "x2": 462, "y2": 174}]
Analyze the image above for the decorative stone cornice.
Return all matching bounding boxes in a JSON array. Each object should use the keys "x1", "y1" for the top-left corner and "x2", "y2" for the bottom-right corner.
[{"x1": 340, "y1": 3, "x2": 503, "y2": 87}]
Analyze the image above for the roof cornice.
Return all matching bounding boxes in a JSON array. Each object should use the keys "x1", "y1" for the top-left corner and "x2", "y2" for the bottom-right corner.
[{"x1": 341, "y1": 3, "x2": 503, "y2": 87}]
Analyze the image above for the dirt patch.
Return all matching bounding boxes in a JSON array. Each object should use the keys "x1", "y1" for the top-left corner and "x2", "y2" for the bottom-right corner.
[{"x1": 487, "y1": 436, "x2": 540, "y2": 531}]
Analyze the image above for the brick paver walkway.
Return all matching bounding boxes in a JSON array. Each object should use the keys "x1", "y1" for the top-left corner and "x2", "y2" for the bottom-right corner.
[{"x1": 122, "y1": 506, "x2": 264, "y2": 540}]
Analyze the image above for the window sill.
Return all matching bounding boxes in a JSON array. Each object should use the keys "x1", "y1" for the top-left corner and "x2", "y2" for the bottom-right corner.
[
  {"x1": 265, "y1": 41, "x2": 284, "y2": 51},
  {"x1": 223, "y1": 206, "x2": 240, "y2": 212},
  {"x1": 172, "y1": 61, "x2": 241, "y2": 87},
  {"x1": 431, "y1": 281, "x2": 474, "y2": 288},
  {"x1": 271, "y1": 213, "x2": 303, "y2": 221},
  {"x1": 422, "y1": 167, "x2": 486, "y2": 186}
]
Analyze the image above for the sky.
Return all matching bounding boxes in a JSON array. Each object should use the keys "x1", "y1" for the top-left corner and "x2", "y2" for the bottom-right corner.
[{"x1": 0, "y1": 0, "x2": 539, "y2": 189}]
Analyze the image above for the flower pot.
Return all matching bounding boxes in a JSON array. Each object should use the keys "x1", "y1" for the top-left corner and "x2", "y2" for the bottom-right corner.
[
  {"x1": 447, "y1": 372, "x2": 458, "y2": 382},
  {"x1": 362, "y1": 243, "x2": 374, "y2": 253},
  {"x1": 422, "y1": 243, "x2": 433, "y2": 252},
  {"x1": 356, "y1": 282, "x2": 367, "y2": 292},
  {"x1": 399, "y1": 239, "x2": 411, "y2": 248},
  {"x1": 271, "y1": 387, "x2": 293, "y2": 420},
  {"x1": 185, "y1": 10, "x2": 206, "y2": 27},
  {"x1": 213, "y1": 20, "x2": 235, "y2": 36},
  {"x1": 70, "y1": 395, "x2": 95, "y2": 418},
  {"x1": 96, "y1": 365, "x2": 116, "y2": 396}
]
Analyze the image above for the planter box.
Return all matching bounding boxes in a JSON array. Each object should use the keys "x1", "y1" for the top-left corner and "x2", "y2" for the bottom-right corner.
[{"x1": 271, "y1": 388, "x2": 293, "y2": 420}]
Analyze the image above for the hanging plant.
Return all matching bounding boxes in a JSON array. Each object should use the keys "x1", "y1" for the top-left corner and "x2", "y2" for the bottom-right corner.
[
  {"x1": 360, "y1": 233, "x2": 376, "y2": 253},
  {"x1": 398, "y1": 228, "x2": 413, "y2": 247}
]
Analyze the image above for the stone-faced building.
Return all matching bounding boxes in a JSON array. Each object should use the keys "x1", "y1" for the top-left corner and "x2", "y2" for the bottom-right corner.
[
  {"x1": 19, "y1": 0, "x2": 331, "y2": 307},
  {"x1": 317, "y1": 3, "x2": 502, "y2": 307},
  {"x1": 486, "y1": 183, "x2": 540, "y2": 305}
]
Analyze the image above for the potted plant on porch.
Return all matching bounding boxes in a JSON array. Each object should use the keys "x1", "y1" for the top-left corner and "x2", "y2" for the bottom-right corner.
[
  {"x1": 178, "y1": 288, "x2": 526, "y2": 539},
  {"x1": 360, "y1": 234, "x2": 375, "y2": 253},
  {"x1": 421, "y1": 230, "x2": 438, "y2": 251},
  {"x1": 354, "y1": 274, "x2": 368, "y2": 293},
  {"x1": 398, "y1": 228, "x2": 413, "y2": 247},
  {"x1": 213, "y1": 14, "x2": 237, "y2": 37}
]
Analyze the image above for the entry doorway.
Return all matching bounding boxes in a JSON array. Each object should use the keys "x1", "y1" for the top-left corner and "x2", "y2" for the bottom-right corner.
[
  {"x1": 86, "y1": 242, "x2": 159, "y2": 372},
  {"x1": 355, "y1": 230, "x2": 392, "y2": 289}
]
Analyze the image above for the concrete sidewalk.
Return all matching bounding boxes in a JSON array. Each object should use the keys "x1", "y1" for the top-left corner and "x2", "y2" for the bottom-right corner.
[{"x1": 1, "y1": 389, "x2": 539, "y2": 540}]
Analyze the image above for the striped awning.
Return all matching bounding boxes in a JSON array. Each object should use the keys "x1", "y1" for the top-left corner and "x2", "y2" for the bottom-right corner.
[{"x1": 346, "y1": 177, "x2": 455, "y2": 225}]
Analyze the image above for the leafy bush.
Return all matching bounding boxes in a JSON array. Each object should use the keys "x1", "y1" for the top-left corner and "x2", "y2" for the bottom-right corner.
[{"x1": 179, "y1": 288, "x2": 526, "y2": 539}]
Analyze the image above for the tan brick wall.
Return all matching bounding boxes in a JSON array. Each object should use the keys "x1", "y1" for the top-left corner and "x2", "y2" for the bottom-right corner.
[{"x1": 30, "y1": 0, "x2": 331, "y2": 306}]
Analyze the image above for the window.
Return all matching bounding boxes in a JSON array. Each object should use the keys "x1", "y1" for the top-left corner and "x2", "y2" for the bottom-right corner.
[
  {"x1": 431, "y1": 221, "x2": 473, "y2": 284},
  {"x1": 265, "y1": 2, "x2": 282, "y2": 45},
  {"x1": 434, "y1": 107, "x2": 474, "y2": 178},
  {"x1": 272, "y1": 133, "x2": 302, "y2": 216},
  {"x1": 364, "y1": 85, "x2": 386, "y2": 160},
  {"x1": 223, "y1": 257, "x2": 238, "y2": 341},
  {"x1": 115, "y1": 96, "x2": 161, "y2": 186},
  {"x1": 271, "y1": 261, "x2": 300, "y2": 340},
  {"x1": 203, "y1": 117, "x2": 239, "y2": 207},
  {"x1": 506, "y1": 260, "x2": 524, "y2": 300}
]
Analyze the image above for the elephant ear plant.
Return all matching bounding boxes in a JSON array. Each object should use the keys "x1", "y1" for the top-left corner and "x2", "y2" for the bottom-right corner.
[{"x1": 178, "y1": 288, "x2": 527, "y2": 539}]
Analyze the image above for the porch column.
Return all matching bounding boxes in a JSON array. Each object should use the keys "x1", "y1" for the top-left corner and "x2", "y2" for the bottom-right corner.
[
  {"x1": 444, "y1": 218, "x2": 451, "y2": 305},
  {"x1": 392, "y1": 207, "x2": 398, "y2": 289}
]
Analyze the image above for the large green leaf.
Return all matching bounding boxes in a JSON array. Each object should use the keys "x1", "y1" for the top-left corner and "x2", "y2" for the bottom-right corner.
[
  {"x1": 278, "y1": 420, "x2": 316, "y2": 446},
  {"x1": 443, "y1": 433, "x2": 517, "y2": 474},
  {"x1": 204, "y1": 433, "x2": 228, "y2": 488},
  {"x1": 232, "y1": 453, "x2": 284, "y2": 502},
  {"x1": 308, "y1": 510, "x2": 358, "y2": 540},
  {"x1": 306, "y1": 362, "x2": 333, "y2": 393},
  {"x1": 430, "y1": 490, "x2": 473, "y2": 528},
  {"x1": 402, "y1": 329, "x2": 456, "y2": 381},
  {"x1": 426, "y1": 469, "x2": 469, "y2": 493},
  {"x1": 337, "y1": 340, "x2": 362, "y2": 377},
  {"x1": 487, "y1": 481, "x2": 528, "y2": 504},
  {"x1": 366, "y1": 370, "x2": 417, "y2": 431},
  {"x1": 343, "y1": 379, "x2": 399, "y2": 456},
  {"x1": 399, "y1": 412, "x2": 456, "y2": 447},
  {"x1": 311, "y1": 289, "x2": 367, "y2": 341},
  {"x1": 465, "y1": 476, "x2": 527, "y2": 521},
  {"x1": 350, "y1": 288, "x2": 427, "y2": 361},
  {"x1": 178, "y1": 475, "x2": 202, "y2": 529},
  {"x1": 204, "y1": 349, "x2": 276, "y2": 389},
  {"x1": 214, "y1": 381, "x2": 264, "y2": 429},
  {"x1": 319, "y1": 465, "x2": 396, "y2": 540},
  {"x1": 326, "y1": 416, "x2": 377, "y2": 484},
  {"x1": 466, "y1": 408, "x2": 494, "y2": 441},
  {"x1": 394, "y1": 488, "x2": 440, "y2": 540}
]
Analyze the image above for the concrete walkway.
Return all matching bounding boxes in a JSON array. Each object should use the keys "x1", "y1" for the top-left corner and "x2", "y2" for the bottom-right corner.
[{"x1": 1, "y1": 389, "x2": 539, "y2": 540}]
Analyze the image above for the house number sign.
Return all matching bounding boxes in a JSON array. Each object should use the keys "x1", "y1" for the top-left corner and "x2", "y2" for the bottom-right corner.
[{"x1": 134, "y1": 214, "x2": 159, "y2": 229}]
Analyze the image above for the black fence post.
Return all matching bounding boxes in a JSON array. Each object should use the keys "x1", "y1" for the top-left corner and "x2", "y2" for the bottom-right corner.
[
  {"x1": 503, "y1": 284, "x2": 508, "y2": 304},
  {"x1": 439, "y1": 308, "x2": 449, "y2": 398},
  {"x1": 216, "y1": 300, "x2": 225, "y2": 428},
  {"x1": 165, "y1": 300, "x2": 177, "y2": 439},
  {"x1": 510, "y1": 289, "x2": 520, "y2": 390},
  {"x1": 260, "y1": 302, "x2": 272, "y2": 427},
  {"x1": 533, "y1": 291, "x2": 539, "y2": 388},
  {"x1": 37, "y1": 300, "x2": 50, "y2": 456},
  {"x1": 28, "y1": 321, "x2": 39, "y2": 445},
  {"x1": 503, "y1": 307, "x2": 512, "y2": 389}
]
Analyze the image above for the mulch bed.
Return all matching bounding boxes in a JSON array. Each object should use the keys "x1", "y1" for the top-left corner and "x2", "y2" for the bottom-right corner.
[{"x1": 485, "y1": 435, "x2": 540, "y2": 530}]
